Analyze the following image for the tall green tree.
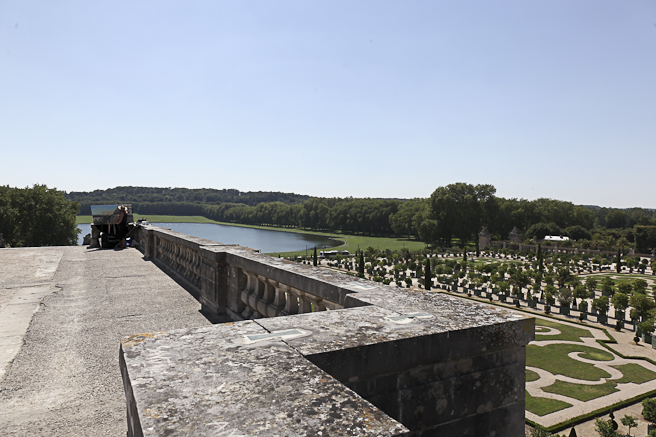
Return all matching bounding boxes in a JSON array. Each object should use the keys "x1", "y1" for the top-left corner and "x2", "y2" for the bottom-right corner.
[
  {"x1": 606, "y1": 209, "x2": 627, "y2": 229},
  {"x1": 620, "y1": 415, "x2": 637, "y2": 437},
  {"x1": 594, "y1": 418, "x2": 621, "y2": 437},
  {"x1": 0, "y1": 185, "x2": 79, "y2": 247},
  {"x1": 643, "y1": 398, "x2": 656, "y2": 427},
  {"x1": 424, "y1": 258, "x2": 431, "y2": 290},
  {"x1": 592, "y1": 296, "x2": 610, "y2": 316},
  {"x1": 612, "y1": 293, "x2": 629, "y2": 315},
  {"x1": 585, "y1": 277, "x2": 598, "y2": 296},
  {"x1": 429, "y1": 183, "x2": 497, "y2": 246}
]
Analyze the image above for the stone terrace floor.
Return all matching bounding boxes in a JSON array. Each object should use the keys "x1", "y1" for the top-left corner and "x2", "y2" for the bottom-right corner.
[{"x1": 0, "y1": 246, "x2": 216, "y2": 436}]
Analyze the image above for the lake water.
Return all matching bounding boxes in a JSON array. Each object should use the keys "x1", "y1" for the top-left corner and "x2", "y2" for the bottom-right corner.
[{"x1": 76, "y1": 223, "x2": 342, "y2": 254}]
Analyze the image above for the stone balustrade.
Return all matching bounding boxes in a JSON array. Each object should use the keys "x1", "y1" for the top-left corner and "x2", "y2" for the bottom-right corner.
[
  {"x1": 123, "y1": 224, "x2": 535, "y2": 436},
  {"x1": 155, "y1": 231, "x2": 203, "y2": 289},
  {"x1": 135, "y1": 225, "x2": 346, "y2": 321}
]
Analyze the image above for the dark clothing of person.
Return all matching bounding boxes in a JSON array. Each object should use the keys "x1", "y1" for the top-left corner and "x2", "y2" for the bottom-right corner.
[{"x1": 116, "y1": 212, "x2": 129, "y2": 240}]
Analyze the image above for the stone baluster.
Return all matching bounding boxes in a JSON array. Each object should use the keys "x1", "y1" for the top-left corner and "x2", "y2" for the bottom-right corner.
[
  {"x1": 173, "y1": 243, "x2": 179, "y2": 269},
  {"x1": 296, "y1": 290, "x2": 314, "y2": 314},
  {"x1": 256, "y1": 275, "x2": 276, "y2": 317},
  {"x1": 280, "y1": 287, "x2": 300, "y2": 316},
  {"x1": 178, "y1": 246, "x2": 184, "y2": 275},
  {"x1": 247, "y1": 275, "x2": 265, "y2": 319},
  {"x1": 267, "y1": 282, "x2": 288, "y2": 318},
  {"x1": 163, "y1": 241, "x2": 172, "y2": 265},
  {"x1": 304, "y1": 294, "x2": 326, "y2": 312},
  {"x1": 191, "y1": 250, "x2": 200, "y2": 287},
  {"x1": 323, "y1": 301, "x2": 339, "y2": 311},
  {"x1": 172, "y1": 243, "x2": 178, "y2": 269},
  {"x1": 184, "y1": 247, "x2": 191, "y2": 279},
  {"x1": 240, "y1": 272, "x2": 258, "y2": 320},
  {"x1": 180, "y1": 245, "x2": 187, "y2": 271}
]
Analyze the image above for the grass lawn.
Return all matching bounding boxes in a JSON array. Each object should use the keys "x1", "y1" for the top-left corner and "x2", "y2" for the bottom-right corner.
[
  {"x1": 268, "y1": 235, "x2": 426, "y2": 257},
  {"x1": 542, "y1": 380, "x2": 619, "y2": 402},
  {"x1": 612, "y1": 363, "x2": 656, "y2": 384},
  {"x1": 474, "y1": 259, "x2": 524, "y2": 266},
  {"x1": 526, "y1": 369, "x2": 541, "y2": 382},
  {"x1": 539, "y1": 363, "x2": 656, "y2": 402},
  {"x1": 581, "y1": 272, "x2": 654, "y2": 286},
  {"x1": 620, "y1": 274, "x2": 655, "y2": 279},
  {"x1": 534, "y1": 319, "x2": 593, "y2": 343},
  {"x1": 527, "y1": 344, "x2": 614, "y2": 381},
  {"x1": 525, "y1": 391, "x2": 572, "y2": 416},
  {"x1": 75, "y1": 215, "x2": 428, "y2": 255},
  {"x1": 605, "y1": 277, "x2": 651, "y2": 286}
]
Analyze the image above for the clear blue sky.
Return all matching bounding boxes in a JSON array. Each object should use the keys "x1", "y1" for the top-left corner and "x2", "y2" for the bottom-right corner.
[{"x1": 2, "y1": 1, "x2": 655, "y2": 208}]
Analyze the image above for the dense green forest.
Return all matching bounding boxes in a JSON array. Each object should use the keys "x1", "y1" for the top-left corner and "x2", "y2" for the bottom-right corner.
[
  {"x1": 68, "y1": 187, "x2": 308, "y2": 212},
  {"x1": 66, "y1": 185, "x2": 656, "y2": 252},
  {"x1": 1, "y1": 185, "x2": 79, "y2": 247}
]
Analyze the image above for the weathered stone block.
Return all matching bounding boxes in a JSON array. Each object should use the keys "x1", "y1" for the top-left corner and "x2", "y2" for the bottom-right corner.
[{"x1": 120, "y1": 321, "x2": 409, "y2": 437}]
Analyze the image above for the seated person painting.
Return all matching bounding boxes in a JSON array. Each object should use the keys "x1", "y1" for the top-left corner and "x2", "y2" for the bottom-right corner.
[{"x1": 89, "y1": 204, "x2": 134, "y2": 249}]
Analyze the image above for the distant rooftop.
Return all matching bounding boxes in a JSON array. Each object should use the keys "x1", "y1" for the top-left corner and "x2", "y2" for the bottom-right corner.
[{"x1": 542, "y1": 235, "x2": 570, "y2": 242}]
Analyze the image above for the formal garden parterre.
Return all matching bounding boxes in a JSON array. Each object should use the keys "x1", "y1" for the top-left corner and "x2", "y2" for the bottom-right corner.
[
  {"x1": 294, "y1": 245, "x2": 656, "y2": 432},
  {"x1": 526, "y1": 318, "x2": 656, "y2": 427}
]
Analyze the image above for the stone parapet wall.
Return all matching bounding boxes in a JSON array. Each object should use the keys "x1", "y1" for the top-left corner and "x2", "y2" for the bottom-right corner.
[
  {"x1": 124, "y1": 225, "x2": 535, "y2": 436},
  {"x1": 135, "y1": 225, "x2": 361, "y2": 319}
]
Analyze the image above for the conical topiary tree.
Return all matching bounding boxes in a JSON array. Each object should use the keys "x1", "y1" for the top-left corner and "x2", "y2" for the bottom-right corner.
[
  {"x1": 358, "y1": 251, "x2": 365, "y2": 278},
  {"x1": 568, "y1": 426, "x2": 577, "y2": 437},
  {"x1": 313, "y1": 247, "x2": 318, "y2": 267}
]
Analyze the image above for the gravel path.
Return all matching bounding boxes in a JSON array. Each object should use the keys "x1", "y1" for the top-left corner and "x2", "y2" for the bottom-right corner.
[{"x1": 0, "y1": 246, "x2": 212, "y2": 436}]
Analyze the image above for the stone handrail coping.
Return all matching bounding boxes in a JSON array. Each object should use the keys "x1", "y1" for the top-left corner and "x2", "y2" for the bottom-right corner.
[
  {"x1": 120, "y1": 316, "x2": 411, "y2": 437},
  {"x1": 121, "y1": 294, "x2": 533, "y2": 436}
]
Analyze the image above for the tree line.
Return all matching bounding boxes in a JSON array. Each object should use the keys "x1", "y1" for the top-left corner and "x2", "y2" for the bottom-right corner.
[
  {"x1": 67, "y1": 186, "x2": 308, "y2": 214},
  {"x1": 67, "y1": 184, "x2": 656, "y2": 251},
  {"x1": 2, "y1": 183, "x2": 655, "y2": 250}
]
